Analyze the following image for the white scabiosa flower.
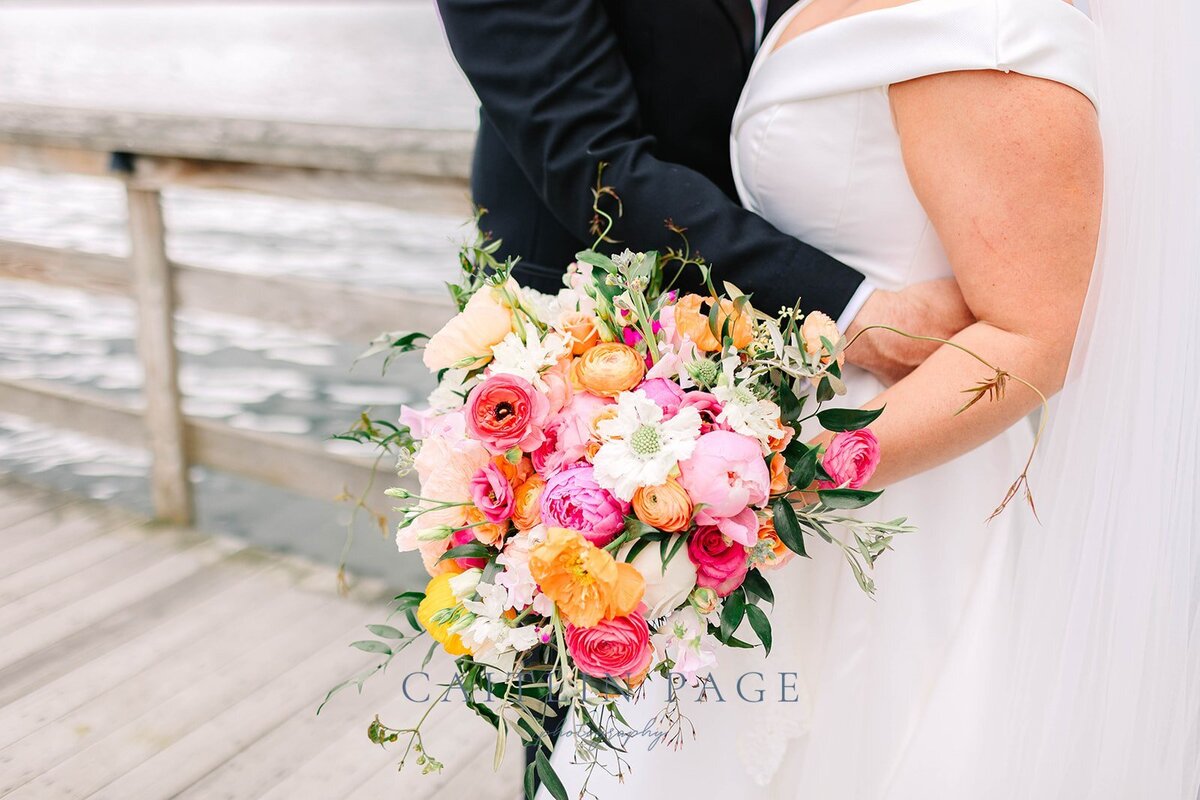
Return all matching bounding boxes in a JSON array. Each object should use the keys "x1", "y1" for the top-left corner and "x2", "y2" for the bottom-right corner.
[
  {"x1": 593, "y1": 390, "x2": 703, "y2": 501},
  {"x1": 487, "y1": 331, "x2": 569, "y2": 391},
  {"x1": 713, "y1": 383, "x2": 787, "y2": 455}
]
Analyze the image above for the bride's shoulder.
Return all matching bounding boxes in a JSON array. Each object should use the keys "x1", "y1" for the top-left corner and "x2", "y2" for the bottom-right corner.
[{"x1": 749, "y1": 0, "x2": 1098, "y2": 110}]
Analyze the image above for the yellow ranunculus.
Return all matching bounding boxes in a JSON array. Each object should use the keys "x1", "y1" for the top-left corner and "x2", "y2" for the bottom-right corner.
[{"x1": 416, "y1": 572, "x2": 472, "y2": 656}]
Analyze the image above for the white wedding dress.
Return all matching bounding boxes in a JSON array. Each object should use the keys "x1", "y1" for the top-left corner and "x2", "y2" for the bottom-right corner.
[{"x1": 543, "y1": 1, "x2": 1099, "y2": 797}]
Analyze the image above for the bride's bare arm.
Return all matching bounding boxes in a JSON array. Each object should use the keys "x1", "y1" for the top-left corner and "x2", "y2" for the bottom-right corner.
[{"x1": 852, "y1": 70, "x2": 1102, "y2": 487}]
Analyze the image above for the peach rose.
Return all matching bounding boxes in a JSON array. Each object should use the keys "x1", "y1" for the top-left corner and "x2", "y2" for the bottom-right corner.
[
  {"x1": 769, "y1": 453, "x2": 791, "y2": 495},
  {"x1": 571, "y1": 343, "x2": 646, "y2": 397},
  {"x1": 674, "y1": 294, "x2": 754, "y2": 352},
  {"x1": 559, "y1": 310, "x2": 602, "y2": 355},
  {"x1": 752, "y1": 515, "x2": 794, "y2": 570},
  {"x1": 423, "y1": 283, "x2": 514, "y2": 371},
  {"x1": 632, "y1": 478, "x2": 693, "y2": 532},
  {"x1": 800, "y1": 311, "x2": 844, "y2": 368},
  {"x1": 513, "y1": 475, "x2": 545, "y2": 530}
]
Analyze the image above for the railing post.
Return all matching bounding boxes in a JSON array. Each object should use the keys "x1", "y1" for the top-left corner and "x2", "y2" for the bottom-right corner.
[{"x1": 125, "y1": 179, "x2": 192, "y2": 524}]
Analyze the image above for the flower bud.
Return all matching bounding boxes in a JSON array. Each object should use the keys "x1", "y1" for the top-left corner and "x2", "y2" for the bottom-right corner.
[
  {"x1": 689, "y1": 586, "x2": 721, "y2": 616},
  {"x1": 416, "y1": 524, "x2": 454, "y2": 542}
]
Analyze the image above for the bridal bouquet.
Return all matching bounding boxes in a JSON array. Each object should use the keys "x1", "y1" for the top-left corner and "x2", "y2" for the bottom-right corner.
[{"x1": 332, "y1": 216, "x2": 912, "y2": 798}]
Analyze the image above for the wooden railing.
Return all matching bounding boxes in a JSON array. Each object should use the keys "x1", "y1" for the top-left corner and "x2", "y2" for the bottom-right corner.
[{"x1": 0, "y1": 103, "x2": 473, "y2": 523}]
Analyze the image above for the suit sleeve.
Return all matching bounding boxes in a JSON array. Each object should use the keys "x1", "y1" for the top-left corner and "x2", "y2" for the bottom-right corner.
[{"x1": 434, "y1": 0, "x2": 866, "y2": 318}]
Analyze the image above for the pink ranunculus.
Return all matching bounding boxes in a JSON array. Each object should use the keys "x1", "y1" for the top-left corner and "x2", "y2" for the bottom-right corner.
[
  {"x1": 678, "y1": 391, "x2": 727, "y2": 433},
  {"x1": 677, "y1": 430, "x2": 770, "y2": 546},
  {"x1": 449, "y1": 527, "x2": 489, "y2": 570},
  {"x1": 818, "y1": 428, "x2": 881, "y2": 489},
  {"x1": 464, "y1": 374, "x2": 550, "y2": 454},
  {"x1": 687, "y1": 526, "x2": 750, "y2": 597},
  {"x1": 540, "y1": 465, "x2": 629, "y2": 547},
  {"x1": 531, "y1": 391, "x2": 612, "y2": 476},
  {"x1": 565, "y1": 609, "x2": 653, "y2": 681},
  {"x1": 636, "y1": 378, "x2": 687, "y2": 418},
  {"x1": 470, "y1": 461, "x2": 515, "y2": 524}
]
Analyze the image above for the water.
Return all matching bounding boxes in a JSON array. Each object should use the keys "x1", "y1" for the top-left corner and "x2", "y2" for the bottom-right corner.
[{"x1": 0, "y1": 1, "x2": 479, "y2": 584}]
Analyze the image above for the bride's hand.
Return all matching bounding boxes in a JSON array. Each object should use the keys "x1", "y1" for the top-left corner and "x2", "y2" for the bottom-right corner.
[{"x1": 842, "y1": 278, "x2": 974, "y2": 385}]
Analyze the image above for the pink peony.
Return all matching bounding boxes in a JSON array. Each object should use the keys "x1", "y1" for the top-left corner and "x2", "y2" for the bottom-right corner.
[
  {"x1": 687, "y1": 526, "x2": 750, "y2": 597},
  {"x1": 531, "y1": 391, "x2": 612, "y2": 476},
  {"x1": 566, "y1": 609, "x2": 653, "y2": 681},
  {"x1": 465, "y1": 374, "x2": 550, "y2": 454},
  {"x1": 636, "y1": 378, "x2": 686, "y2": 418},
  {"x1": 677, "y1": 430, "x2": 770, "y2": 546},
  {"x1": 818, "y1": 429, "x2": 881, "y2": 490},
  {"x1": 470, "y1": 461, "x2": 515, "y2": 524},
  {"x1": 678, "y1": 391, "x2": 726, "y2": 433},
  {"x1": 540, "y1": 465, "x2": 629, "y2": 547}
]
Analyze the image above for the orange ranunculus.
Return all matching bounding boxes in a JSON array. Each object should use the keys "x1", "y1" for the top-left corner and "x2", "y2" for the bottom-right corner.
[
  {"x1": 529, "y1": 527, "x2": 644, "y2": 627},
  {"x1": 754, "y1": 516, "x2": 794, "y2": 571},
  {"x1": 417, "y1": 572, "x2": 472, "y2": 656},
  {"x1": 465, "y1": 505, "x2": 506, "y2": 547},
  {"x1": 512, "y1": 475, "x2": 545, "y2": 531},
  {"x1": 800, "y1": 310, "x2": 845, "y2": 369},
  {"x1": 571, "y1": 343, "x2": 646, "y2": 397},
  {"x1": 632, "y1": 478, "x2": 693, "y2": 532},
  {"x1": 559, "y1": 310, "x2": 602, "y2": 355},
  {"x1": 769, "y1": 453, "x2": 791, "y2": 495},
  {"x1": 493, "y1": 454, "x2": 534, "y2": 487},
  {"x1": 674, "y1": 294, "x2": 754, "y2": 352}
]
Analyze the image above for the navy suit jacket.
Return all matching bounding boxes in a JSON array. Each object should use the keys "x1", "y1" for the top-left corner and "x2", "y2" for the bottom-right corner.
[{"x1": 436, "y1": 0, "x2": 866, "y2": 317}]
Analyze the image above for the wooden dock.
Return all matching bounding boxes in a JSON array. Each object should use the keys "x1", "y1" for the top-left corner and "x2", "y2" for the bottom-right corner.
[{"x1": 0, "y1": 478, "x2": 522, "y2": 799}]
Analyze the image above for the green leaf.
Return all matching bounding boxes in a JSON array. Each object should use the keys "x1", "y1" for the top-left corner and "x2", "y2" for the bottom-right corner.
[
  {"x1": 773, "y1": 501, "x2": 808, "y2": 558},
  {"x1": 350, "y1": 640, "x2": 392, "y2": 655},
  {"x1": 777, "y1": 378, "x2": 803, "y2": 423},
  {"x1": 438, "y1": 542, "x2": 493, "y2": 563},
  {"x1": 745, "y1": 604, "x2": 773, "y2": 656},
  {"x1": 817, "y1": 488, "x2": 884, "y2": 509},
  {"x1": 393, "y1": 591, "x2": 425, "y2": 609},
  {"x1": 422, "y1": 640, "x2": 438, "y2": 669},
  {"x1": 535, "y1": 750, "x2": 569, "y2": 800},
  {"x1": 662, "y1": 533, "x2": 689, "y2": 568},
  {"x1": 785, "y1": 444, "x2": 819, "y2": 491},
  {"x1": 741, "y1": 569, "x2": 775, "y2": 605},
  {"x1": 366, "y1": 624, "x2": 404, "y2": 640},
  {"x1": 720, "y1": 588, "x2": 746, "y2": 640},
  {"x1": 524, "y1": 762, "x2": 538, "y2": 800},
  {"x1": 816, "y1": 406, "x2": 884, "y2": 432},
  {"x1": 575, "y1": 250, "x2": 617, "y2": 273},
  {"x1": 816, "y1": 376, "x2": 835, "y2": 402}
]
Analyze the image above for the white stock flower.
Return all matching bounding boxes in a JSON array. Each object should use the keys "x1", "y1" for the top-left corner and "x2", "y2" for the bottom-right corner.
[
  {"x1": 593, "y1": 390, "x2": 703, "y2": 501},
  {"x1": 655, "y1": 606, "x2": 718, "y2": 683},
  {"x1": 488, "y1": 331, "x2": 569, "y2": 391},
  {"x1": 461, "y1": 581, "x2": 543, "y2": 655}
]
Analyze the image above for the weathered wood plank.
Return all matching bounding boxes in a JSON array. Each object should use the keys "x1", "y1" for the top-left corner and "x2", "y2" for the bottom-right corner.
[
  {"x1": 125, "y1": 185, "x2": 192, "y2": 524},
  {"x1": 0, "y1": 483, "x2": 77, "y2": 530},
  {"x1": 0, "y1": 378, "x2": 410, "y2": 507},
  {"x1": 0, "y1": 580, "x2": 336, "y2": 795},
  {"x1": 88, "y1": 618, "x2": 399, "y2": 800},
  {"x1": 0, "y1": 528, "x2": 142, "y2": 604},
  {"x1": 0, "y1": 239, "x2": 454, "y2": 343},
  {"x1": 0, "y1": 560, "x2": 305, "y2": 751},
  {"x1": 5, "y1": 597, "x2": 371, "y2": 799},
  {"x1": 0, "y1": 533, "x2": 240, "y2": 675},
  {"x1": 0, "y1": 523, "x2": 202, "y2": 636},
  {"x1": 0, "y1": 502, "x2": 128, "y2": 578},
  {"x1": 0, "y1": 103, "x2": 474, "y2": 181}
]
